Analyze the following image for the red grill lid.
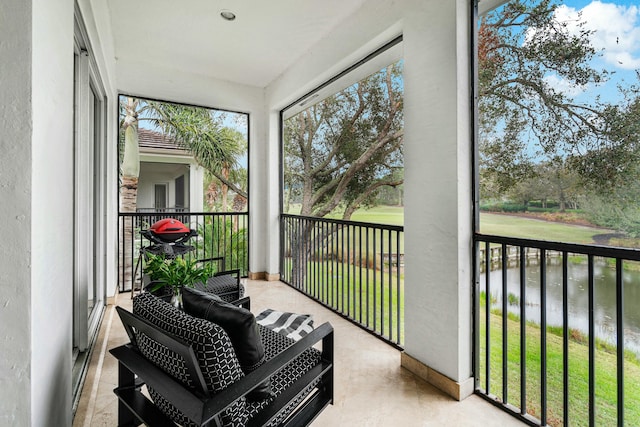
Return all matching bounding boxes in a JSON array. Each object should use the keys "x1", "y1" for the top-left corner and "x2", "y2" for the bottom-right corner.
[{"x1": 149, "y1": 218, "x2": 190, "y2": 235}]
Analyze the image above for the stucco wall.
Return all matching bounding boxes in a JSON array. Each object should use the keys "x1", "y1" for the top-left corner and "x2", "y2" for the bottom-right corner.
[
  {"x1": 265, "y1": 0, "x2": 474, "y2": 383},
  {"x1": 31, "y1": 0, "x2": 75, "y2": 424},
  {"x1": 0, "y1": 1, "x2": 33, "y2": 425},
  {"x1": 402, "y1": 0, "x2": 473, "y2": 385},
  {"x1": 0, "y1": 0, "x2": 119, "y2": 423},
  {"x1": 0, "y1": 0, "x2": 75, "y2": 424}
]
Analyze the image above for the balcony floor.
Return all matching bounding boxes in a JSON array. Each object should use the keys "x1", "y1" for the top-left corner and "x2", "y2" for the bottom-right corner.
[{"x1": 73, "y1": 280, "x2": 522, "y2": 426}]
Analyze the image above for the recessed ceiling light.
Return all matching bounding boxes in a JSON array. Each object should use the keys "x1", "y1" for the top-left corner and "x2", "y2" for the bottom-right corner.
[{"x1": 220, "y1": 10, "x2": 236, "y2": 21}]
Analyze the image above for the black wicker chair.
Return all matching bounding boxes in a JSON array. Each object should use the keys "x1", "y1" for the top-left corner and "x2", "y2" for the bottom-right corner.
[
  {"x1": 193, "y1": 263, "x2": 244, "y2": 304},
  {"x1": 110, "y1": 293, "x2": 334, "y2": 426},
  {"x1": 141, "y1": 256, "x2": 245, "y2": 303},
  {"x1": 194, "y1": 256, "x2": 245, "y2": 302}
]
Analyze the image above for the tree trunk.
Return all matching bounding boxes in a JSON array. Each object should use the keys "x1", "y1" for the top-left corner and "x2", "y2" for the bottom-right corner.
[
  {"x1": 559, "y1": 188, "x2": 566, "y2": 212},
  {"x1": 221, "y1": 165, "x2": 230, "y2": 212},
  {"x1": 206, "y1": 181, "x2": 219, "y2": 211},
  {"x1": 119, "y1": 176, "x2": 138, "y2": 291},
  {"x1": 232, "y1": 195, "x2": 247, "y2": 232},
  {"x1": 289, "y1": 219, "x2": 317, "y2": 291},
  {"x1": 120, "y1": 176, "x2": 139, "y2": 213},
  {"x1": 119, "y1": 98, "x2": 140, "y2": 291}
]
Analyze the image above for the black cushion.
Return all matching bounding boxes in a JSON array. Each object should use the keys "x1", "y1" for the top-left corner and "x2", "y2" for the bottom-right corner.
[
  {"x1": 133, "y1": 292, "x2": 247, "y2": 426},
  {"x1": 182, "y1": 287, "x2": 272, "y2": 401},
  {"x1": 132, "y1": 292, "x2": 324, "y2": 425}
]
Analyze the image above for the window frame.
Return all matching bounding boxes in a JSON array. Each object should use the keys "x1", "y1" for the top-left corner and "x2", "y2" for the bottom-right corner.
[{"x1": 279, "y1": 35, "x2": 404, "y2": 218}]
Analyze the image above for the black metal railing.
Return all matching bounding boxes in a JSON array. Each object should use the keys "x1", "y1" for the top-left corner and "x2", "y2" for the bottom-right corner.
[
  {"x1": 135, "y1": 207, "x2": 190, "y2": 225},
  {"x1": 474, "y1": 233, "x2": 640, "y2": 426},
  {"x1": 118, "y1": 211, "x2": 249, "y2": 292},
  {"x1": 136, "y1": 207, "x2": 189, "y2": 212},
  {"x1": 280, "y1": 214, "x2": 404, "y2": 348}
]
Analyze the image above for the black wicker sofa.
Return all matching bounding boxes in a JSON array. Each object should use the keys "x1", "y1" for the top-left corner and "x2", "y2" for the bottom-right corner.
[{"x1": 110, "y1": 291, "x2": 334, "y2": 426}]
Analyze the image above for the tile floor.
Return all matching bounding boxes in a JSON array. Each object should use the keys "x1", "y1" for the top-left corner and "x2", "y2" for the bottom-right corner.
[{"x1": 73, "y1": 280, "x2": 523, "y2": 426}]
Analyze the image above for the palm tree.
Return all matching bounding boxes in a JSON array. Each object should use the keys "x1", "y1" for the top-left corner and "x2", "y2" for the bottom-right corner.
[
  {"x1": 120, "y1": 97, "x2": 141, "y2": 213},
  {"x1": 118, "y1": 96, "x2": 247, "y2": 289},
  {"x1": 202, "y1": 128, "x2": 247, "y2": 212},
  {"x1": 119, "y1": 97, "x2": 247, "y2": 213}
]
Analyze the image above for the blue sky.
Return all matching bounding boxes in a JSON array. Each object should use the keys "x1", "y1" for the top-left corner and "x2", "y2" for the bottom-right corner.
[
  {"x1": 482, "y1": 0, "x2": 640, "y2": 162},
  {"x1": 543, "y1": 0, "x2": 640, "y2": 103}
]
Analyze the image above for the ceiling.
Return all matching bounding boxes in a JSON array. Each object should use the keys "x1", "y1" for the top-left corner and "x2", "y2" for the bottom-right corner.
[{"x1": 107, "y1": 0, "x2": 369, "y2": 88}]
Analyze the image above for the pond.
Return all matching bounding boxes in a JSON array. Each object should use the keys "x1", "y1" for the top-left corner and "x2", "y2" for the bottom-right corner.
[{"x1": 480, "y1": 256, "x2": 640, "y2": 355}]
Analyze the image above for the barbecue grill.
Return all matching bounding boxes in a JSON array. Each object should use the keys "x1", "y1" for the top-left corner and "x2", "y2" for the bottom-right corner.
[
  {"x1": 141, "y1": 218, "x2": 197, "y2": 257},
  {"x1": 132, "y1": 217, "x2": 244, "y2": 302}
]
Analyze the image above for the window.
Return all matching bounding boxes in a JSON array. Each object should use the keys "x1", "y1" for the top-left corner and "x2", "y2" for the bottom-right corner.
[
  {"x1": 117, "y1": 96, "x2": 251, "y2": 288},
  {"x1": 72, "y1": 5, "x2": 108, "y2": 402},
  {"x1": 154, "y1": 183, "x2": 167, "y2": 209},
  {"x1": 279, "y1": 39, "x2": 405, "y2": 345},
  {"x1": 282, "y1": 38, "x2": 404, "y2": 224},
  {"x1": 175, "y1": 175, "x2": 185, "y2": 208},
  {"x1": 477, "y1": 0, "x2": 640, "y2": 249},
  {"x1": 474, "y1": 1, "x2": 640, "y2": 424}
]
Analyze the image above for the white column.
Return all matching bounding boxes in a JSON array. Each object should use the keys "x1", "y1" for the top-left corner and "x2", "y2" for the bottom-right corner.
[
  {"x1": 401, "y1": 0, "x2": 474, "y2": 396},
  {"x1": 189, "y1": 163, "x2": 204, "y2": 212},
  {"x1": 247, "y1": 104, "x2": 277, "y2": 278}
]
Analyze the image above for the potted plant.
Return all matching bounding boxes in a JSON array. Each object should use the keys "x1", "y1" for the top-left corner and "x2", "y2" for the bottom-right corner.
[{"x1": 143, "y1": 254, "x2": 214, "y2": 308}]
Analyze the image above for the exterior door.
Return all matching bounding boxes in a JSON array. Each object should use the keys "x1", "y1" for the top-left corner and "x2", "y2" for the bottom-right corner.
[
  {"x1": 72, "y1": 9, "x2": 107, "y2": 401},
  {"x1": 175, "y1": 174, "x2": 185, "y2": 208},
  {"x1": 154, "y1": 183, "x2": 167, "y2": 209}
]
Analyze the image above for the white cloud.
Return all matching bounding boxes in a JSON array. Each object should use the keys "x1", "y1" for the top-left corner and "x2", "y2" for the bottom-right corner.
[
  {"x1": 554, "y1": 1, "x2": 640, "y2": 70},
  {"x1": 543, "y1": 73, "x2": 587, "y2": 96}
]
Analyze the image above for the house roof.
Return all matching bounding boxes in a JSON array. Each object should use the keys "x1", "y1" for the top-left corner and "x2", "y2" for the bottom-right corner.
[{"x1": 138, "y1": 128, "x2": 189, "y2": 155}]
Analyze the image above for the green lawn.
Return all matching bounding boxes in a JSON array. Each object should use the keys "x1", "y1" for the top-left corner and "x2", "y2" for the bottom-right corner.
[
  {"x1": 479, "y1": 212, "x2": 610, "y2": 244},
  {"x1": 282, "y1": 257, "x2": 404, "y2": 344},
  {"x1": 289, "y1": 206, "x2": 610, "y2": 245},
  {"x1": 286, "y1": 206, "x2": 639, "y2": 422},
  {"x1": 334, "y1": 205, "x2": 404, "y2": 226},
  {"x1": 286, "y1": 204, "x2": 404, "y2": 226},
  {"x1": 285, "y1": 205, "x2": 405, "y2": 256},
  {"x1": 293, "y1": 207, "x2": 610, "y2": 245},
  {"x1": 480, "y1": 306, "x2": 640, "y2": 426}
]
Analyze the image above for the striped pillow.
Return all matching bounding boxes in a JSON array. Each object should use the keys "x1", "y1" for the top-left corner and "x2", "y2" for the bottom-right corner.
[{"x1": 255, "y1": 309, "x2": 314, "y2": 341}]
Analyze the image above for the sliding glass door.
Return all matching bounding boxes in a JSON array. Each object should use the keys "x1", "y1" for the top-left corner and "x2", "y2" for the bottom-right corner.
[{"x1": 72, "y1": 7, "x2": 107, "y2": 403}]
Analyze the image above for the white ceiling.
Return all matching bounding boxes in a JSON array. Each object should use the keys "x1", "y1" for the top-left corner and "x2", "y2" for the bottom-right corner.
[{"x1": 107, "y1": 0, "x2": 369, "y2": 88}]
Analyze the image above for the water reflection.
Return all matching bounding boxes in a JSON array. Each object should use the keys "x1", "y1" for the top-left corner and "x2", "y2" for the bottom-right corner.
[{"x1": 480, "y1": 256, "x2": 640, "y2": 354}]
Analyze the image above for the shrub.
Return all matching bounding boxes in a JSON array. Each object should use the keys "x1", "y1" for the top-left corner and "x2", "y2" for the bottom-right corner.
[
  {"x1": 501, "y1": 203, "x2": 527, "y2": 212},
  {"x1": 507, "y1": 292, "x2": 519, "y2": 306},
  {"x1": 479, "y1": 202, "x2": 527, "y2": 213}
]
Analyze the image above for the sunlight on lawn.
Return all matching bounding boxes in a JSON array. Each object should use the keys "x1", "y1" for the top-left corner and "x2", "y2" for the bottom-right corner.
[{"x1": 479, "y1": 212, "x2": 613, "y2": 245}]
